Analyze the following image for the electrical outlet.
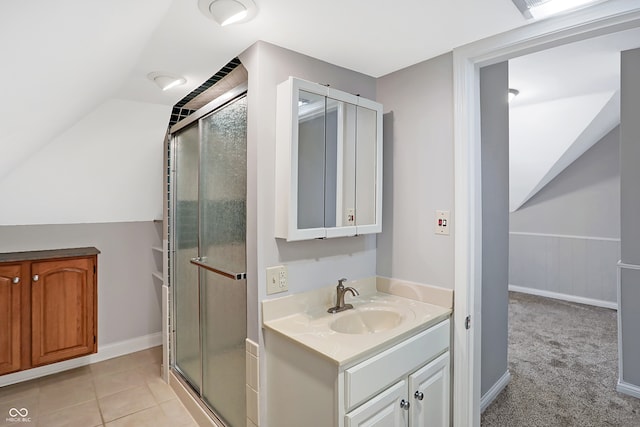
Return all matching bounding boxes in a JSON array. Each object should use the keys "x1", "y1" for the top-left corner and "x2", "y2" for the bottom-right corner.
[
  {"x1": 266, "y1": 265, "x2": 288, "y2": 295},
  {"x1": 435, "y1": 210, "x2": 450, "y2": 235}
]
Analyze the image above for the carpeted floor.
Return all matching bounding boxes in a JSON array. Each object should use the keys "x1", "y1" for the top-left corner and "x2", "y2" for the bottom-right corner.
[{"x1": 481, "y1": 292, "x2": 640, "y2": 427}]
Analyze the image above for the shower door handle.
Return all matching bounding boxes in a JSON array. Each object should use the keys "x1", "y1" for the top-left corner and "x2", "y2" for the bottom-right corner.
[{"x1": 190, "y1": 257, "x2": 247, "y2": 280}]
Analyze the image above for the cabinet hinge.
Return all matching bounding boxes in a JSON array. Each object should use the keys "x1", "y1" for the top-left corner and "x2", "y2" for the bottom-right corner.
[
  {"x1": 465, "y1": 315, "x2": 471, "y2": 330},
  {"x1": 93, "y1": 265, "x2": 96, "y2": 274},
  {"x1": 94, "y1": 336, "x2": 96, "y2": 344}
]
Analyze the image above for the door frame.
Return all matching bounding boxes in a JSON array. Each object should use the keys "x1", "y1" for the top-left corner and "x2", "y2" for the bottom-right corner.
[{"x1": 452, "y1": 2, "x2": 640, "y2": 425}]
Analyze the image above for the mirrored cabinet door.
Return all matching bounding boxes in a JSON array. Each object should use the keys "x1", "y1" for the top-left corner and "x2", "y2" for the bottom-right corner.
[
  {"x1": 297, "y1": 90, "x2": 327, "y2": 231},
  {"x1": 354, "y1": 102, "x2": 381, "y2": 232},
  {"x1": 275, "y1": 77, "x2": 382, "y2": 241}
]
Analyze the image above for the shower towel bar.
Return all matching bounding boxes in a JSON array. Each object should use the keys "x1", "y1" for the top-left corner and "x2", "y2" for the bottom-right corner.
[{"x1": 190, "y1": 257, "x2": 246, "y2": 280}]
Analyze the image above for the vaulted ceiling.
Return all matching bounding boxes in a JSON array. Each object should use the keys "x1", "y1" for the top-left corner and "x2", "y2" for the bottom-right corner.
[{"x1": 1, "y1": 0, "x2": 639, "y2": 205}]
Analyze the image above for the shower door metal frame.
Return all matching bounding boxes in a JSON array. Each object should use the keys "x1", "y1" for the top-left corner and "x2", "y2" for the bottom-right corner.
[{"x1": 168, "y1": 83, "x2": 248, "y2": 427}]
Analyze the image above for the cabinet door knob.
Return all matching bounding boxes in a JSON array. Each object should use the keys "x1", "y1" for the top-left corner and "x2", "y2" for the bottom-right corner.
[
  {"x1": 414, "y1": 391, "x2": 424, "y2": 401},
  {"x1": 32, "y1": 274, "x2": 39, "y2": 282},
  {"x1": 12, "y1": 277, "x2": 20, "y2": 284},
  {"x1": 400, "y1": 399, "x2": 410, "y2": 410}
]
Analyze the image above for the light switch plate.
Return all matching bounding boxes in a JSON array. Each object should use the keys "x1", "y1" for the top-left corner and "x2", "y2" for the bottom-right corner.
[
  {"x1": 435, "y1": 210, "x2": 450, "y2": 235},
  {"x1": 266, "y1": 265, "x2": 288, "y2": 295}
]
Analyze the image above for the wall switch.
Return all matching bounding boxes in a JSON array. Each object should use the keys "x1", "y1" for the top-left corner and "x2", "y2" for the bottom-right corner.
[
  {"x1": 435, "y1": 210, "x2": 450, "y2": 235},
  {"x1": 266, "y1": 265, "x2": 288, "y2": 295}
]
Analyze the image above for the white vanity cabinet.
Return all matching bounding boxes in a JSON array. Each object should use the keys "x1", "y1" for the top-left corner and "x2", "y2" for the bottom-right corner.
[
  {"x1": 275, "y1": 77, "x2": 383, "y2": 241},
  {"x1": 265, "y1": 319, "x2": 450, "y2": 427}
]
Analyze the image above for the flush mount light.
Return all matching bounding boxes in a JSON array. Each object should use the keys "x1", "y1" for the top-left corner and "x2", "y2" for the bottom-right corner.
[
  {"x1": 508, "y1": 88, "x2": 520, "y2": 103},
  {"x1": 511, "y1": 0, "x2": 604, "y2": 20},
  {"x1": 198, "y1": 0, "x2": 257, "y2": 26},
  {"x1": 147, "y1": 72, "x2": 187, "y2": 91}
]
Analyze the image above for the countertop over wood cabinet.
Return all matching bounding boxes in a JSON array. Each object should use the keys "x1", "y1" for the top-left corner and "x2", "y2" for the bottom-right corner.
[{"x1": 0, "y1": 247, "x2": 99, "y2": 376}]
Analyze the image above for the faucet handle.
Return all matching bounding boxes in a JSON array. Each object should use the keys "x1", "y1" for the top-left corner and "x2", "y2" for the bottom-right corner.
[{"x1": 338, "y1": 277, "x2": 347, "y2": 288}]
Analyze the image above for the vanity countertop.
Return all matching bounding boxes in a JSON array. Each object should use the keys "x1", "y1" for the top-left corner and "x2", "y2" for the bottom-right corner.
[{"x1": 262, "y1": 278, "x2": 452, "y2": 366}]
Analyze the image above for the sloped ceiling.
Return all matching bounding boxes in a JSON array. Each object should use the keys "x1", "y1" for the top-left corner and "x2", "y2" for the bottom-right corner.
[
  {"x1": 0, "y1": 0, "x2": 528, "y2": 184},
  {"x1": 509, "y1": 26, "x2": 640, "y2": 212},
  {"x1": 2, "y1": 0, "x2": 639, "y2": 216}
]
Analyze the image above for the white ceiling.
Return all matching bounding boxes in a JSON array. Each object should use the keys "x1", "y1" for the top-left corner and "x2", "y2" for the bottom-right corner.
[
  {"x1": 509, "y1": 26, "x2": 640, "y2": 211},
  {"x1": 1, "y1": 0, "x2": 638, "y2": 192}
]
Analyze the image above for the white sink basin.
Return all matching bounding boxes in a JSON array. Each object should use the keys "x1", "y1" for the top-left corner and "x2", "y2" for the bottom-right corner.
[{"x1": 330, "y1": 309, "x2": 402, "y2": 334}]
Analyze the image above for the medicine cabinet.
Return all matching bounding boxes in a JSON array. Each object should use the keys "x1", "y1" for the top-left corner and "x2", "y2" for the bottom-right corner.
[{"x1": 275, "y1": 77, "x2": 382, "y2": 241}]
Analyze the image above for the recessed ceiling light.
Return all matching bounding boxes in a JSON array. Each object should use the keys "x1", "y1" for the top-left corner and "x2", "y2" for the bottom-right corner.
[
  {"x1": 147, "y1": 72, "x2": 187, "y2": 91},
  {"x1": 511, "y1": 0, "x2": 604, "y2": 20},
  {"x1": 198, "y1": 0, "x2": 257, "y2": 26}
]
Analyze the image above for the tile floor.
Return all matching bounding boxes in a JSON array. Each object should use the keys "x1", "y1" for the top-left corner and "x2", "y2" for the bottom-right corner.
[{"x1": 0, "y1": 347, "x2": 198, "y2": 427}]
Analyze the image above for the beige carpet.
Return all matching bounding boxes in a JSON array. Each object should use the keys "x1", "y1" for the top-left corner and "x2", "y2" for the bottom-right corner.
[{"x1": 482, "y1": 292, "x2": 640, "y2": 427}]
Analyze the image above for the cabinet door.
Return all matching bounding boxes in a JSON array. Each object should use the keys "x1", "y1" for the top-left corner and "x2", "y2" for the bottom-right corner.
[
  {"x1": 0, "y1": 263, "x2": 22, "y2": 375},
  {"x1": 31, "y1": 257, "x2": 96, "y2": 366},
  {"x1": 408, "y1": 352, "x2": 450, "y2": 427},
  {"x1": 345, "y1": 380, "x2": 408, "y2": 427}
]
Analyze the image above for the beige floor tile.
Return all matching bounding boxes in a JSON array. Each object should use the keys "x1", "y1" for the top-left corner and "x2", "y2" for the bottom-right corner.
[
  {"x1": 36, "y1": 399, "x2": 102, "y2": 427},
  {"x1": 38, "y1": 380, "x2": 95, "y2": 415},
  {"x1": 159, "y1": 399, "x2": 198, "y2": 427},
  {"x1": 0, "y1": 380, "x2": 40, "y2": 404},
  {"x1": 127, "y1": 347, "x2": 162, "y2": 368},
  {"x1": 38, "y1": 366, "x2": 92, "y2": 390},
  {"x1": 98, "y1": 385, "x2": 156, "y2": 423},
  {"x1": 104, "y1": 406, "x2": 171, "y2": 427},
  {"x1": 145, "y1": 376, "x2": 175, "y2": 404},
  {"x1": 89, "y1": 355, "x2": 134, "y2": 378},
  {"x1": 93, "y1": 369, "x2": 145, "y2": 399}
]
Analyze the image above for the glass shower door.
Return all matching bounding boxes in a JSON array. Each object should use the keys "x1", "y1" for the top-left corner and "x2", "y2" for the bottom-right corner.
[
  {"x1": 198, "y1": 96, "x2": 247, "y2": 427},
  {"x1": 173, "y1": 123, "x2": 202, "y2": 392},
  {"x1": 172, "y1": 93, "x2": 247, "y2": 427}
]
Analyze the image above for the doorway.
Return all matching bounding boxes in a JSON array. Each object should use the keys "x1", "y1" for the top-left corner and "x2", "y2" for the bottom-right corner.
[{"x1": 451, "y1": 6, "x2": 640, "y2": 426}]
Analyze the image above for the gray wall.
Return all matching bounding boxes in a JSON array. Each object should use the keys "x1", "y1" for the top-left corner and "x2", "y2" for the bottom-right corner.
[
  {"x1": 479, "y1": 62, "x2": 510, "y2": 397},
  {"x1": 620, "y1": 48, "x2": 640, "y2": 388},
  {"x1": 239, "y1": 41, "x2": 379, "y2": 343},
  {"x1": 0, "y1": 221, "x2": 162, "y2": 347},
  {"x1": 509, "y1": 127, "x2": 621, "y2": 304},
  {"x1": 375, "y1": 53, "x2": 455, "y2": 289},
  {"x1": 510, "y1": 127, "x2": 620, "y2": 237}
]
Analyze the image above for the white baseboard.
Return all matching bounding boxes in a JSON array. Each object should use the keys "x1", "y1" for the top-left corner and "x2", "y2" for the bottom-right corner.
[
  {"x1": 0, "y1": 332, "x2": 162, "y2": 387},
  {"x1": 617, "y1": 380, "x2": 640, "y2": 399},
  {"x1": 481, "y1": 370, "x2": 511, "y2": 413},
  {"x1": 509, "y1": 285, "x2": 618, "y2": 310}
]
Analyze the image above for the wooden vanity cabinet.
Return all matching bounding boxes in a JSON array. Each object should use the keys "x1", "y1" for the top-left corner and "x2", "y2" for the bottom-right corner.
[
  {"x1": 0, "y1": 247, "x2": 99, "y2": 375},
  {"x1": 0, "y1": 263, "x2": 23, "y2": 375}
]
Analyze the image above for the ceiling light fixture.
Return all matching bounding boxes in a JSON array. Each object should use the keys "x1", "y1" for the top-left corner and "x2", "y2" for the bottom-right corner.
[
  {"x1": 508, "y1": 88, "x2": 520, "y2": 103},
  {"x1": 147, "y1": 72, "x2": 187, "y2": 91},
  {"x1": 511, "y1": 0, "x2": 604, "y2": 20},
  {"x1": 198, "y1": 0, "x2": 257, "y2": 26}
]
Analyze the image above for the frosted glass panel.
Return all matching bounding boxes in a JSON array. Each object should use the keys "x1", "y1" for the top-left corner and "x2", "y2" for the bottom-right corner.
[
  {"x1": 200, "y1": 96, "x2": 247, "y2": 274},
  {"x1": 173, "y1": 122, "x2": 201, "y2": 391},
  {"x1": 202, "y1": 272, "x2": 246, "y2": 427},
  {"x1": 199, "y1": 95, "x2": 247, "y2": 427}
]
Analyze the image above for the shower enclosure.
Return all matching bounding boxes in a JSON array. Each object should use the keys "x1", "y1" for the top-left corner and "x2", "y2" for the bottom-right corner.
[{"x1": 170, "y1": 86, "x2": 247, "y2": 427}]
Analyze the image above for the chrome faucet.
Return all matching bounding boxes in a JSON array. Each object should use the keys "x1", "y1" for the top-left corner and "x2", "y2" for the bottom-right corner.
[{"x1": 327, "y1": 278, "x2": 360, "y2": 313}]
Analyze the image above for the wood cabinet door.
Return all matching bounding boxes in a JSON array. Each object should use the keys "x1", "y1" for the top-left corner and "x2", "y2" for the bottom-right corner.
[
  {"x1": 31, "y1": 257, "x2": 96, "y2": 366},
  {"x1": 0, "y1": 263, "x2": 22, "y2": 375},
  {"x1": 345, "y1": 380, "x2": 409, "y2": 427},
  {"x1": 408, "y1": 352, "x2": 450, "y2": 427}
]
